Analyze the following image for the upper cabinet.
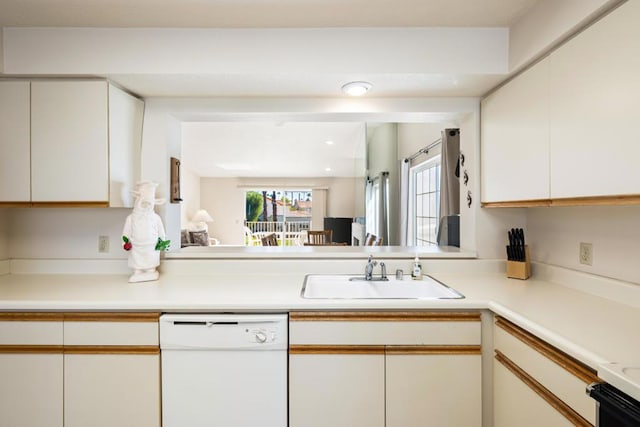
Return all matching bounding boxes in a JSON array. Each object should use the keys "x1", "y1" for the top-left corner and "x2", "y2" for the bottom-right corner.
[
  {"x1": 481, "y1": 57, "x2": 550, "y2": 204},
  {"x1": 0, "y1": 81, "x2": 31, "y2": 203},
  {"x1": 481, "y1": 1, "x2": 640, "y2": 206},
  {"x1": 0, "y1": 79, "x2": 144, "y2": 207},
  {"x1": 31, "y1": 81, "x2": 109, "y2": 204},
  {"x1": 549, "y1": 0, "x2": 640, "y2": 199}
]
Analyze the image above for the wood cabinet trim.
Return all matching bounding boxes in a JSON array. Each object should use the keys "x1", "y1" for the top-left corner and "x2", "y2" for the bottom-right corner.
[
  {"x1": 30, "y1": 202, "x2": 109, "y2": 208},
  {"x1": 495, "y1": 317, "x2": 599, "y2": 384},
  {"x1": 386, "y1": 345, "x2": 481, "y2": 355},
  {"x1": 289, "y1": 311, "x2": 481, "y2": 322},
  {"x1": 290, "y1": 345, "x2": 481, "y2": 355},
  {"x1": 482, "y1": 194, "x2": 640, "y2": 208},
  {"x1": 289, "y1": 345, "x2": 385, "y2": 355},
  {"x1": 495, "y1": 351, "x2": 593, "y2": 427},
  {"x1": 62, "y1": 313, "x2": 160, "y2": 322},
  {"x1": 0, "y1": 345, "x2": 64, "y2": 354},
  {"x1": 482, "y1": 199, "x2": 551, "y2": 208},
  {"x1": 0, "y1": 313, "x2": 65, "y2": 321},
  {"x1": 63, "y1": 345, "x2": 159, "y2": 355},
  {"x1": 0, "y1": 202, "x2": 33, "y2": 208}
]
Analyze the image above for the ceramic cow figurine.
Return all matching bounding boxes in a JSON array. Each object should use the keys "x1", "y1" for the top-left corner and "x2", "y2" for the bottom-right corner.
[{"x1": 122, "y1": 181, "x2": 170, "y2": 283}]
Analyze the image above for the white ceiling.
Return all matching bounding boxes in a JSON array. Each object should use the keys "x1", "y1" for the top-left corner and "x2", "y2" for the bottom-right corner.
[
  {"x1": 182, "y1": 122, "x2": 366, "y2": 178},
  {"x1": 0, "y1": 0, "x2": 538, "y2": 28}
]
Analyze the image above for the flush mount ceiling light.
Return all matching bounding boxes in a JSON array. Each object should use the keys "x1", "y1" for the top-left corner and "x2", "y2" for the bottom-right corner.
[
  {"x1": 341, "y1": 81, "x2": 372, "y2": 96},
  {"x1": 325, "y1": 140, "x2": 334, "y2": 145}
]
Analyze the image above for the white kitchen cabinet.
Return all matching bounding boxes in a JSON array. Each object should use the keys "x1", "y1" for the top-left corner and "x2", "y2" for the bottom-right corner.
[
  {"x1": 493, "y1": 317, "x2": 597, "y2": 427},
  {"x1": 1, "y1": 79, "x2": 143, "y2": 207},
  {"x1": 289, "y1": 311, "x2": 482, "y2": 427},
  {"x1": 0, "y1": 313, "x2": 160, "y2": 427},
  {"x1": 64, "y1": 353, "x2": 160, "y2": 427},
  {"x1": 481, "y1": 57, "x2": 550, "y2": 204},
  {"x1": 0, "y1": 314, "x2": 64, "y2": 427},
  {"x1": 494, "y1": 358, "x2": 573, "y2": 427},
  {"x1": 62, "y1": 313, "x2": 161, "y2": 427},
  {"x1": 482, "y1": 1, "x2": 640, "y2": 206},
  {"x1": 548, "y1": 0, "x2": 640, "y2": 199},
  {"x1": 108, "y1": 84, "x2": 145, "y2": 208},
  {"x1": 31, "y1": 80, "x2": 109, "y2": 203},
  {"x1": 386, "y1": 351, "x2": 482, "y2": 427},
  {"x1": 0, "y1": 81, "x2": 31, "y2": 204},
  {"x1": 289, "y1": 351, "x2": 385, "y2": 427}
]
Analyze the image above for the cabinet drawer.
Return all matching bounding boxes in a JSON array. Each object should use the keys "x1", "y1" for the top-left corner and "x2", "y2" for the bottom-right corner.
[
  {"x1": 494, "y1": 317, "x2": 598, "y2": 425},
  {"x1": 290, "y1": 312, "x2": 481, "y2": 346},
  {"x1": 0, "y1": 314, "x2": 63, "y2": 345},
  {"x1": 64, "y1": 313, "x2": 159, "y2": 346}
]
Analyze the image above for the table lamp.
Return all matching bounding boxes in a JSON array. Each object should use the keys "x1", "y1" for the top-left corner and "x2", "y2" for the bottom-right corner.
[{"x1": 190, "y1": 209, "x2": 214, "y2": 232}]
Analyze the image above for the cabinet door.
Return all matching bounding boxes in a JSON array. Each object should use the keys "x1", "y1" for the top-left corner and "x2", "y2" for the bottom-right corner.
[
  {"x1": 289, "y1": 353, "x2": 385, "y2": 427},
  {"x1": 481, "y1": 57, "x2": 550, "y2": 203},
  {"x1": 494, "y1": 359, "x2": 574, "y2": 427},
  {"x1": 0, "y1": 316, "x2": 64, "y2": 427},
  {"x1": 549, "y1": 1, "x2": 640, "y2": 198},
  {"x1": 108, "y1": 84, "x2": 144, "y2": 208},
  {"x1": 0, "y1": 81, "x2": 31, "y2": 203},
  {"x1": 0, "y1": 353, "x2": 63, "y2": 427},
  {"x1": 64, "y1": 353, "x2": 160, "y2": 427},
  {"x1": 386, "y1": 352, "x2": 482, "y2": 427},
  {"x1": 31, "y1": 81, "x2": 108, "y2": 203}
]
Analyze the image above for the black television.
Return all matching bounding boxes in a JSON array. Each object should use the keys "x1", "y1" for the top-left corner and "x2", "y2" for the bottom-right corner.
[{"x1": 323, "y1": 217, "x2": 353, "y2": 245}]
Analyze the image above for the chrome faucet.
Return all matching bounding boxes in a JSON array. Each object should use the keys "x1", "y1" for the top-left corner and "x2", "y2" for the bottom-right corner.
[
  {"x1": 364, "y1": 255, "x2": 378, "y2": 281},
  {"x1": 380, "y1": 262, "x2": 387, "y2": 281}
]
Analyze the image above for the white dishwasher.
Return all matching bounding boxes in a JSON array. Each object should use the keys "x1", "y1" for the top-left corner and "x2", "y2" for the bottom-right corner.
[{"x1": 160, "y1": 314, "x2": 288, "y2": 427}]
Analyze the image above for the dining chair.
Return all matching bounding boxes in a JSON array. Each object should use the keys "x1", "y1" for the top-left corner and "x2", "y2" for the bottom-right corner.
[
  {"x1": 307, "y1": 230, "x2": 333, "y2": 245},
  {"x1": 261, "y1": 233, "x2": 279, "y2": 246},
  {"x1": 364, "y1": 233, "x2": 376, "y2": 246}
]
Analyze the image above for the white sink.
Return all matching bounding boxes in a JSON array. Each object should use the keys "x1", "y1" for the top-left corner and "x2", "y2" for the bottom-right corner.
[{"x1": 302, "y1": 274, "x2": 464, "y2": 299}]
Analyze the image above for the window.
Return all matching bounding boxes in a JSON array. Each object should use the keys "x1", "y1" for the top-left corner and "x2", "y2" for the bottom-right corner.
[
  {"x1": 412, "y1": 155, "x2": 441, "y2": 246},
  {"x1": 244, "y1": 189, "x2": 312, "y2": 234}
]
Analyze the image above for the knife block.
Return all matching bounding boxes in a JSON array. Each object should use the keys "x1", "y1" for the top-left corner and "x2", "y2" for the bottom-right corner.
[{"x1": 506, "y1": 245, "x2": 531, "y2": 280}]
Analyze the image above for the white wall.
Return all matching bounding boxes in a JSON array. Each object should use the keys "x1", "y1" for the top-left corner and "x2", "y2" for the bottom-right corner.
[
  {"x1": 397, "y1": 122, "x2": 455, "y2": 161},
  {"x1": 200, "y1": 176, "x2": 362, "y2": 245},
  {"x1": 509, "y1": 0, "x2": 621, "y2": 71},
  {"x1": 8, "y1": 209, "x2": 130, "y2": 259},
  {"x1": 179, "y1": 166, "x2": 201, "y2": 229},
  {"x1": 527, "y1": 206, "x2": 640, "y2": 284},
  {"x1": 3, "y1": 27, "x2": 508, "y2": 77}
]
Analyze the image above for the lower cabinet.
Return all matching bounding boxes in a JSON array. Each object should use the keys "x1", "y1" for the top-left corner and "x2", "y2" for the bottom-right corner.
[
  {"x1": 0, "y1": 352, "x2": 64, "y2": 427},
  {"x1": 386, "y1": 350, "x2": 481, "y2": 426},
  {"x1": 493, "y1": 316, "x2": 598, "y2": 427},
  {"x1": 290, "y1": 350, "x2": 385, "y2": 427},
  {"x1": 289, "y1": 311, "x2": 482, "y2": 427},
  {"x1": 0, "y1": 312, "x2": 160, "y2": 427}
]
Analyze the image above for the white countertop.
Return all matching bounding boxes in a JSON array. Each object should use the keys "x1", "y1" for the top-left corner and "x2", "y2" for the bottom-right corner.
[{"x1": 0, "y1": 261, "x2": 638, "y2": 398}]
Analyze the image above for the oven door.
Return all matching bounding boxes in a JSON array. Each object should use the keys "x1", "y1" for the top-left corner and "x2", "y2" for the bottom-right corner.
[{"x1": 588, "y1": 383, "x2": 640, "y2": 427}]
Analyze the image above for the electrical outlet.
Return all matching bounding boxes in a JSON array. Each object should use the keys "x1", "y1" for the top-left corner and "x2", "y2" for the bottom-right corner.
[
  {"x1": 579, "y1": 242, "x2": 593, "y2": 266},
  {"x1": 98, "y1": 236, "x2": 110, "y2": 253}
]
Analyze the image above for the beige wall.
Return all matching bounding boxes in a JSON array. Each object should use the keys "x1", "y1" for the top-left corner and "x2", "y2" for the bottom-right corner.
[
  {"x1": 509, "y1": 0, "x2": 620, "y2": 71},
  {"x1": 527, "y1": 206, "x2": 640, "y2": 284},
  {"x1": 200, "y1": 176, "x2": 362, "y2": 245}
]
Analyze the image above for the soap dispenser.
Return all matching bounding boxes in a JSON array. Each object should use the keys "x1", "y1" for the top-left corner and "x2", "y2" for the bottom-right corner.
[{"x1": 411, "y1": 255, "x2": 422, "y2": 280}]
